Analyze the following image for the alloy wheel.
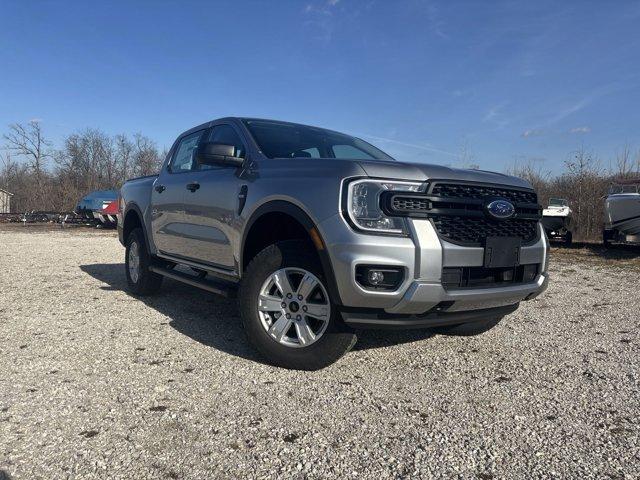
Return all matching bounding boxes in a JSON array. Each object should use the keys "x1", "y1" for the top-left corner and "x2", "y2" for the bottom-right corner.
[{"x1": 257, "y1": 267, "x2": 330, "y2": 348}]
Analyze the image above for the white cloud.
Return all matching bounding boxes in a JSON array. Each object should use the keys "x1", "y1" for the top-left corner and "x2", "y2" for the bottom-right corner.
[
  {"x1": 483, "y1": 103, "x2": 511, "y2": 129},
  {"x1": 452, "y1": 88, "x2": 473, "y2": 98},
  {"x1": 303, "y1": 0, "x2": 341, "y2": 43},
  {"x1": 521, "y1": 129, "x2": 543, "y2": 138},
  {"x1": 570, "y1": 126, "x2": 591, "y2": 134}
]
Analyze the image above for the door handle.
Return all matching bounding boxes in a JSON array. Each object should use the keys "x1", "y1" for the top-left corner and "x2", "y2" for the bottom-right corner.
[
  {"x1": 155, "y1": 184, "x2": 166, "y2": 193},
  {"x1": 186, "y1": 182, "x2": 200, "y2": 192}
]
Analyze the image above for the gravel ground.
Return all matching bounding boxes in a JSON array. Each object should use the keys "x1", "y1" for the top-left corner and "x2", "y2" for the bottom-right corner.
[{"x1": 0, "y1": 227, "x2": 638, "y2": 479}]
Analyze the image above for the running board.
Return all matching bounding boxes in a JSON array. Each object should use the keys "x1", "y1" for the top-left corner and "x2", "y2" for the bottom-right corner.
[{"x1": 149, "y1": 266, "x2": 237, "y2": 298}]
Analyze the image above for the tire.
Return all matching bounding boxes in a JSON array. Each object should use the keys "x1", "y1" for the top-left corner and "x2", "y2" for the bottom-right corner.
[
  {"x1": 238, "y1": 240, "x2": 357, "y2": 370},
  {"x1": 125, "y1": 228, "x2": 163, "y2": 295},
  {"x1": 565, "y1": 231, "x2": 573, "y2": 246},
  {"x1": 431, "y1": 316, "x2": 503, "y2": 336}
]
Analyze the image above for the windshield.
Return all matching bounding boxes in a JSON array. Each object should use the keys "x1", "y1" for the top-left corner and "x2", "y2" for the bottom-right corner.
[
  {"x1": 548, "y1": 198, "x2": 568, "y2": 207},
  {"x1": 609, "y1": 184, "x2": 639, "y2": 194},
  {"x1": 242, "y1": 119, "x2": 395, "y2": 161}
]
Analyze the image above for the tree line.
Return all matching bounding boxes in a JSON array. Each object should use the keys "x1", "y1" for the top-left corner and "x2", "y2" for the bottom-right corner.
[
  {"x1": 1, "y1": 121, "x2": 639, "y2": 240},
  {"x1": 0, "y1": 121, "x2": 165, "y2": 212},
  {"x1": 508, "y1": 145, "x2": 640, "y2": 240}
]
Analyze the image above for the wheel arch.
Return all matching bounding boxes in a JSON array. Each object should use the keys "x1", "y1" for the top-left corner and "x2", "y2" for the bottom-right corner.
[
  {"x1": 122, "y1": 204, "x2": 151, "y2": 252},
  {"x1": 241, "y1": 201, "x2": 343, "y2": 305}
]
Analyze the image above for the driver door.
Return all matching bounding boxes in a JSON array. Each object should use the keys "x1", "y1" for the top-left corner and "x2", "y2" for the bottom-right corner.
[{"x1": 180, "y1": 124, "x2": 247, "y2": 269}]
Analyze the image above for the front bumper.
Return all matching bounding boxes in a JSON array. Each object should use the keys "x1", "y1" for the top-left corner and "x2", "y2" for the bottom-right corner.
[
  {"x1": 340, "y1": 303, "x2": 519, "y2": 330},
  {"x1": 319, "y1": 215, "x2": 548, "y2": 325},
  {"x1": 386, "y1": 271, "x2": 548, "y2": 314}
]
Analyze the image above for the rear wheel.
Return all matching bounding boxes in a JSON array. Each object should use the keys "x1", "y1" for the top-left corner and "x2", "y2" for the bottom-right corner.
[
  {"x1": 125, "y1": 228, "x2": 163, "y2": 295},
  {"x1": 239, "y1": 240, "x2": 356, "y2": 370},
  {"x1": 431, "y1": 316, "x2": 503, "y2": 336}
]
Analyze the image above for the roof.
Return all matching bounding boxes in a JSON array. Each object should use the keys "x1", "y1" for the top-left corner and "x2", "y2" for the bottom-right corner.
[
  {"x1": 612, "y1": 177, "x2": 640, "y2": 186},
  {"x1": 0, "y1": 188, "x2": 13, "y2": 196}
]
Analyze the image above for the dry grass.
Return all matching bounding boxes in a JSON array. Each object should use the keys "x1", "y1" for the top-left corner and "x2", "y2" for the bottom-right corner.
[{"x1": 550, "y1": 242, "x2": 640, "y2": 271}]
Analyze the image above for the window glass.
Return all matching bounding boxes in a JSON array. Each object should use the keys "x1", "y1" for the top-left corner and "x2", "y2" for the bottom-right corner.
[
  {"x1": 170, "y1": 131, "x2": 203, "y2": 172},
  {"x1": 302, "y1": 147, "x2": 320, "y2": 158},
  {"x1": 241, "y1": 119, "x2": 394, "y2": 161},
  {"x1": 332, "y1": 144, "x2": 376, "y2": 160},
  {"x1": 208, "y1": 125, "x2": 246, "y2": 158}
]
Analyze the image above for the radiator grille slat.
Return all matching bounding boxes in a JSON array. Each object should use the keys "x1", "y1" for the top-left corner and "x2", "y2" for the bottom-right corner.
[
  {"x1": 433, "y1": 216, "x2": 538, "y2": 245},
  {"x1": 431, "y1": 184, "x2": 538, "y2": 204}
]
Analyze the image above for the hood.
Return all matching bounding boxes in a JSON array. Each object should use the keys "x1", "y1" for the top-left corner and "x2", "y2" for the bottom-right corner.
[{"x1": 355, "y1": 160, "x2": 533, "y2": 190}]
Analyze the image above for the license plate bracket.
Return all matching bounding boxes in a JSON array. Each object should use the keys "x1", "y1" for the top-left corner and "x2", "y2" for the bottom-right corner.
[{"x1": 484, "y1": 236, "x2": 521, "y2": 268}]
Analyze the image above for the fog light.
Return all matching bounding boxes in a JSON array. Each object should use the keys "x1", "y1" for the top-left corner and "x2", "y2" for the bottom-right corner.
[
  {"x1": 356, "y1": 265, "x2": 404, "y2": 291},
  {"x1": 367, "y1": 270, "x2": 385, "y2": 285}
]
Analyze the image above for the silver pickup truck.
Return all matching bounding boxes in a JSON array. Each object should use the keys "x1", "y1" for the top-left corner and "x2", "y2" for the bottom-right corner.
[{"x1": 118, "y1": 117, "x2": 548, "y2": 370}]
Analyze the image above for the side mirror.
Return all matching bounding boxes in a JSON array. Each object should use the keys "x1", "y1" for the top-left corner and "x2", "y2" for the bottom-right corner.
[{"x1": 196, "y1": 142, "x2": 245, "y2": 168}]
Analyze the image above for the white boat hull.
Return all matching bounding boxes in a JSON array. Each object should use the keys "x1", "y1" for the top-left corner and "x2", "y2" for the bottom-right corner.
[
  {"x1": 604, "y1": 193, "x2": 640, "y2": 235},
  {"x1": 541, "y1": 204, "x2": 572, "y2": 238}
]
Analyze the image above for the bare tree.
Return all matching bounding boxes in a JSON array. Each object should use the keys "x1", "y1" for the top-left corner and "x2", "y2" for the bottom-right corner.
[
  {"x1": 506, "y1": 156, "x2": 551, "y2": 195},
  {"x1": 132, "y1": 133, "x2": 162, "y2": 177},
  {"x1": 614, "y1": 144, "x2": 634, "y2": 179},
  {"x1": 3, "y1": 121, "x2": 52, "y2": 208},
  {"x1": 563, "y1": 145, "x2": 605, "y2": 240},
  {"x1": 115, "y1": 134, "x2": 134, "y2": 181},
  {"x1": 0, "y1": 152, "x2": 32, "y2": 212},
  {"x1": 458, "y1": 138, "x2": 477, "y2": 169}
]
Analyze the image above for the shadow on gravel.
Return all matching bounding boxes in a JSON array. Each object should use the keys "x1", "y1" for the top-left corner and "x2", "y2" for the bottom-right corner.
[
  {"x1": 80, "y1": 263, "x2": 265, "y2": 364},
  {"x1": 80, "y1": 263, "x2": 437, "y2": 362},
  {"x1": 0, "y1": 469, "x2": 13, "y2": 480}
]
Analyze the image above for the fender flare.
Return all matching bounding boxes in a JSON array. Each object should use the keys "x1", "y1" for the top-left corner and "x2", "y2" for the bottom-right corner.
[
  {"x1": 241, "y1": 201, "x2": 343, "y2": 306},
  {"x1": 122, "y1": 203, "x2": 152, "y2": 252}
]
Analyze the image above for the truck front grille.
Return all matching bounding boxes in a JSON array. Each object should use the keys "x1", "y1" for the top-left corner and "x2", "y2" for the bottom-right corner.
[
  {"x1": 432, "y1": 216, "x2": 539, "y2": 245},
  {"x1": 382, "y1": 181, "x2": 542, "y2": 246},
  {"x1": 431, "y1": 183, "x2": 538, "y2": 204}
]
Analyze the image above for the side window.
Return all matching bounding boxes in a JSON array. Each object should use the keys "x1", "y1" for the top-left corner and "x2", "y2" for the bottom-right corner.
[
  {"x1": 296, "y1": 147, "x2": 320, "y2": 158},
  {"x1": 332, "y1": 144, "x2": 375, "y2": 160},
  {"x1": 208, "y1": 125, "x2": 246, "y2": 158},
  {"x1": 170, "y1": 131, "x2": 204, "y2": 173}
]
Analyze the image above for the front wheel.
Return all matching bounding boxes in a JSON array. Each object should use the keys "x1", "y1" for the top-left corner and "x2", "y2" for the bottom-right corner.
[{"x1": 238, "y1": 240, "x2": 357, "y2": 370}]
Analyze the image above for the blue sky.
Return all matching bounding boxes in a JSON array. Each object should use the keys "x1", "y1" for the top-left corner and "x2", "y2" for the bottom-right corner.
[{"x1": 1, "y1": 0, "x2": 639, "y2": 173}]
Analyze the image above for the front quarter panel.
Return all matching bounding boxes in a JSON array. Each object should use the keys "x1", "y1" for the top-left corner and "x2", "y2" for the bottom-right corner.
[{"x1": 237, "y1": 158, "x2": 366, "y2": 265}]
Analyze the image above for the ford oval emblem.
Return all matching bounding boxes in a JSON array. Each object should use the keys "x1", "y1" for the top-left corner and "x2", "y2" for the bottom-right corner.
[{"x1": 486, "y1": 199, "x2": 515, "y2": 219}]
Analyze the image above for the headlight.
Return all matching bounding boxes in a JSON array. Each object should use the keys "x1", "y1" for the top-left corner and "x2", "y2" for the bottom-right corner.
[{"x1": 345, "y1": 179, "x2": 422, "y2": 234}]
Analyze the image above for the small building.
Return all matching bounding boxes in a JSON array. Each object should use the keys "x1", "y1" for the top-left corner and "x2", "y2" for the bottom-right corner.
[{"x1": 0, "y1": 188, "x2": 13, "y2": 213}]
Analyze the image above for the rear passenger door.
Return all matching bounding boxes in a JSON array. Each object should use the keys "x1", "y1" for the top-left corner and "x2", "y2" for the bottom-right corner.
[{"x1": 179, "y1": 124, "x2": 247, "y2": 270}]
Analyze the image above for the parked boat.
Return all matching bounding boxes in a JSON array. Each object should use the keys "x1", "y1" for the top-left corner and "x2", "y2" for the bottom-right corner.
[
  {"x1": 603, "y1": 179, "x2": 640, "y2": 245},
  {"x1": 75, "y1": 189, "x2": 119, "y2": 228},
  {"x1": 541, "y1": 198, "x2": 573, "y2": 245}
]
